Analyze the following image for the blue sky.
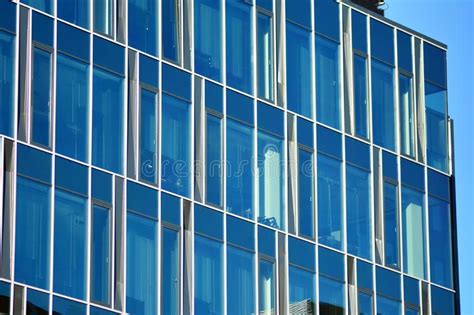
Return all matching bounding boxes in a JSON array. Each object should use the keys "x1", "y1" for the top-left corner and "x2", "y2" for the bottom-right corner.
[{"x1": 386, "y1": 0, "x2": 474, "y2": 313}]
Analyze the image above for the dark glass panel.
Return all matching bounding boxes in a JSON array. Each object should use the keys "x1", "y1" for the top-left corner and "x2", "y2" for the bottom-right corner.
[
  {"x1": 357, "y1": 260, "x2": 373, "y2": 290},
  {"x1": 91, "y1": 204, "x2": 111, "y2": 305},
  {"x1": 297, "y1": 117, "x2": 314, "y2": 148},
  {"x1": 403, "y1": 276, "x2": 419, "y2": 306},
  {"x1": 127, "y1": 181, "x2": 158, "y2": 219},
  {"x1": 128, "y1": 0, "x2": 158, "y2": 55},
  {"x1": 194, "y1": 205, "x2": 223, "y2": 240},
  {"x1": 384, "y1": 182, "x2": 399, "y2": 269},
  {"x1": 0, "y1": 31, "x2": 15, "y2": 137},
  {"x1": 353, "y1": 54, "x2": 368, "y2": 138},
  {"x1": 314, "y1": 0, "x2": 339, "y2": 40},
  {"x1": 139, "y1": 54, "x2": 159, "y2": 87},
  {"x1": 93, "y1": 37, "x2": 125, "y2": 75},
  {"x1": 139, "y1": 89, "x2": 158, "y2": 184},
  {"x1": 352, "y1": 10, "x2": 367, "y2": 53},
  {"x1": 58, "y1": 0, "x2": 89, "y2": 28},
  {"x1": 298, "y1": 149, "x2": 314, "y2": 239},
  {"x1": 286, "y1": 0, "x2": 311, "y2": 28},
  {"x1": 226, "y1": 89, "x2": 254, "y2": 125},
  {"x1": 428, "y1": 169, "x2": 450, "y2": 201},
  {"x1": 258, "y1": 102, "x2": 284, "y2": 137},
  {"x1": 17, "y1": 144, "x2": 52, "y2": 183},
  {"x1": 370, "y1": 19, "x2": 394, "y2": 64},
  {"x1": 206, "y1": 114, "x2": 222, "y2": 207},
  {"x1": 52, "y1": 296, "x2": 86, "y2": 314},
  {"x1": 161, "y1": 192, "x2": 181, "y2": 225},
  {"x1": 376, "y1": 267, "x2": 401, "y2": 300},
  {"x1": 22, "y1": 0, "x2": 53, "y2": 14},
  {"x1": 258, "y1": 226, "x2": 275, "y2": 258},
  {"x1": 162, "y1": 0, "x2": 180, "y2": 62},
  {"x1": 32, "y1": 47, "x2": 52, "y2": 147},
  {"x1": 205, "y1": 80, "x2": 223, "y2": 113},
  {"x1": 317, "y1": 125, "x2": 342, "y2": 159},
  {"x1": 32, "y1": 12, "x2": 53, "y2": 46},
  {"x1": 162, "y1": 227, "x2": 179, "y2": 315},
  {"x1": 162, "y1": 63, "x2": 192, "y2": 101},
  {"x1": 257, "y1": 12, "x2": 274, "y2": 101},
  {"x1": 397, "y1": 31, "x2": 412, "y2": 72},
  {"x1": 55, "y1": 157, "x2": 88, "y2": 195},
  {"x1": 319, "y1": 277, "x2": 345, "y2": 315},
  {"x1": 92, "y1": 169, "x2": 112, "y2": 203},
  {"x1": 227, "y1": 215, "x2": 255, "y2": 251},
  {"x1": 0, "y1": 1, "x2": 16, "y2": 33},
  {"x1": 382, "y1": 151, "x2": 398, "y2": 181},
  {"x1": 424, "y1": 43, "x2": 447, "y2": 88},
  {"x1": 401, "y1": 158, "x2": 424, "y2": 191},
  {"x1": 345, "y1": 137, "x2": 370, "y2": 170},
  {"x1": 289, "y1": 237, "x2": 315, "y2": 271},
  {"x1": 431, "y1": 286, "x2": 455, "y2": 315},
  {"x1": 289, "y1": 265, "x2": 315, "y2": 314},
  {"x1": 27, "y1": 289, "x2": 49, "y2": 314},
  {"x1": 318, "y1": 247, "x2": 344, "y2": 281}
]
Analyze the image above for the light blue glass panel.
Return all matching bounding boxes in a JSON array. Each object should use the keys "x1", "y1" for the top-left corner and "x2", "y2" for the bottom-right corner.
[
  {"x1": 32, "y1": 47, "x2": 52, "y2": 147},
  {"x1": 405, "y1": 308, "x2": 419, "y2": 315},
  {"x1": 425, "y1": 82, "x2": 448, "y2": 172},
  {"x1": 128, "y1": 0, "x2": 158, "y2": 55},
  {"x1": 286, "y1": 22, "x2": 312, "y2": 118},
  {"x1": 91, "y1": 204, "x2": 111, "y2": 305},
  {"x1": 317, "y1": 154, "x2": 343, "y2": 250},
  {"x1": 227, "y1": 246, "x2": 255, "y2": 315},
  {"x1": 371, "y1": 60, "x2": 395, "y2": 151},
  {"x1": 358, "y1": 292, "x2": 373, "y2": 315},
  {"x1": 429, "y1": 197, "x2": 453, "y2": 288},
  {"x1": 92, "y1": 68, "x2": 124, "y2": 174},
  {"x1": 289, "y1": 266, "x2": 315, "y2": 314},
  {"x1": 126, "y1": 212, "x2": 157, "y2": 315},
  {"x1": 257, "y1": 12, "x2": 273, "y2": 101},
  {"x1": 194, "y1": 235, "x2": 224, "y2": 315},
  {"x1": 21, "y1": 0, "x2": 53, "y2": 14},
  {"x1": 346, "y1": 165, "x2": 371, "y2": 260},
  {"x1": 258, "y1": 131, "x2": 284, "y2": 230},
  {"x1": 299, "y1": 149, "x2": 314, "y2": 239},
  {"x1": 353, "y1": 54, "x2": 368, "y2": 138},
  {"x1": 56, "y1": 54, "x2": 89, "y2": 162},
  {"x1": 15, "y1": 177, "x2": 50, "y2": 290},
  {"x1": 162, "y1": 0, "x2": 180, "y2": 62},
  {"x1": 402, "y1": 186, "x2": 427, "y2": 279},
  {"x1": 226, "y1": 119, "x2": 254, "y2": 219},
  {"x1": 194, "y1": 0, "x2": 222, "y2": 81},
  {"x1": 58, "y1": 0, "x2": 89, "y2": 28},
  {"x1": 259, "y1": 259, "x2": 275, "y2": 314},
  {"x1": 94, "y1": 0, "x2": 113, "y2": 36},
  {"x1": 315, "y1": 36, "x2": 340, "y2": 129},
  {"x1": 226, "y1": 0, "x2": 253, "y2": 94},
  {"x1": 162, "y1": 227, "x2": 179, "y2": 315},
  {"x1": 54, "y1": 190, "x2": 87, "y2": 300},
  {"x1": 376, "y1": 296, "x2": 401, "y2": 315},
  {"x1": 161, "y1": 94, "x2": 191, "y2": 197},
  {"x1": 27, "y1": 289, "x2": 49, "y2": 314},
  {"x1": 53, "y1": 296, "x2": 86, "y2": 314},
  {"x1": 140, "y1": 89, "x2": 158, "y2": 184},
  {"x1": 399, "y1": 74, "x2": 415, "y2": 157},
  {"x1": 319, "y1": 277, "x2": 345, "y2": 315},
  {"x1": 206, "y1": 114, "x2": 222, "y2": 207},
  {"x1": 384, "y1": 182, "x2": 399, "y2": 269},
  {"x1": 0, "y1": 31, "x2": 15, "y2": 137}
]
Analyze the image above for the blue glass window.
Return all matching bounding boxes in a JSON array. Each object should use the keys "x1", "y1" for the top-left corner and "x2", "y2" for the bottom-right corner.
[
  {"x1": 92, "y1": 169, "x2": 113, "y2": 203},
  {"x1": 195, "y1": 205, "x2": 223, "y2": 240},
  {"x1": 258, "y1": 226, "x2": 275, "y2": 258},
  {"x1": 289, "y1": 266, "x2": 315, "y2": 313},
  {"x1": 227, "y1": 215, "x2": 254, "y2": 251},
  {"x1": 319, "y1": 277, "x2": 345, "y2": 315},
  {"x1": 424, "y1": 43, "x2": 447, "y2": 88},
  {"x1": 58, "y1": 0, "x2": 89, "y2": 28},
  {"x1": 54, "y1": 189, "x2": 88, "y2": 300},
  {"x1": 32, "y1": 47, "x2": 52, "y2": 147},
  {"x1": 56, "y1": 54, "x2": 89, "y2": 162},
  {"x1": 377, "y1": 296, "x2": 401, "y2": 315},
  {"x1": 22, "y1": 0, "x2": 53, "y2": 14},
  {"x1": 206, "y1": 80, "x2": 223, "y2": 113},
  {"x1": 227, "y1": 89, "x2": 254, "y2": 123},
  {"x1": 370, "y1": 20, "x2": 394, "y2": 65},
  {"x1": 0, "y1": 281, "x2": 9, "y2": 313},
  {"x1": 353, "y1": 54, "x2": 368, "y2": 138},
  {"x1": 352, "y1": 11, "x2": 367, "y2": 53},
  {"x1": 226, "y1": 118, "x2": 254, "y2": 219},
  {"x1": 194, "y1": 0, "x2": 222, "y2": 81},
  {"x1": 401, "y1": 158, "x2": 424, "y2": 191},
  {"x1": 162, "y1": 0, "x2": 180, "y2": 62},
  {"x1": 404, "y1": 276, "x2": 419, "y2": 307},
  {"x1": 140, "y1": 89, "x2": 158, "y2": 184},
  {"x1": 287, "y1": 22, "x2": 312, "y2": 118},
  {"x1": 425, "y1": 82, "x2": 448, "y2": 172},
  {"x1": 257, "y1": 12, "x2": 274, "y2": 101},
  {"x1": 162, "y1": 64, "x2": 191, "y2": 100},
  {"x1": 92, "y1": 68, "x2": 124, "y2": 174},
  {"x1": 314, "y1": 0, "x2": 339, "y2": 40},
  {"x1": 206, "y1": 113, "x2": 223, "y2": 207},
  {"x1": 286, "y1": 0, "x2": 310, "y2": 28},
  {"x1": 358, "y1": 292, "x2": 373, "y2": 315},
  {"x1": 259, "y1": 258, "x2": 275, "y2": 314},
  {"x1": 91, "y1": 204, "x2": 111, "y2": 305},
  {"x1": 357, "y1": 260, "x2": 373, "y2": 290},
  {"x1": 371, "y1": 60, "x2": 395, "y2": 151},
  {"x1": 161, "y1": 94, "x2": 191, "y2": 197},
  {"x1": 162, "y1": 227, "x2": 179, "y2": 315},
  {"x1": 27, "y1": 289, "x2": 49, "y2": 314},
  {"x1": 127, "y1": 181, "x2": 158, "y2": 219},
  {"x1": 299, "y1": 148, "x2": 314, "y2": 239},
  {"x1": 0, "y1": 31, "x2": 15, "y2": 137},
  {"x1": 53, "y1": 296, "x2": 86, "y2": 314},
  {"x1": 384, "y1": 182, "x2": 399, "y2": 269},
  {"x1": 128, "y1": 0, "x2": 158, "y2": 55},
  {"x1": 289, "y1": 237, "x2": 315, "y2": 271},
  {"x1": 316, "y1": 35, "x2": 340, "y2": 129},
  {"x1": 126, "y1": 212, "x2": 157, "y2": 315},
  {"x1": 317, "y1": 125, "x2": 342, "y2": 158},
  {"x1": 431, "y1": 286, "x2": 455, "y2": 315},
  {"x1": 161, "y1": 192, "x2": 181, "y2": 225},
  {"x1": 397, "y1": 31, "x2": 412, "y2": 72},
  {"x1": 227, "y1": 245, "x2": 255, "y2": 315},
  {"x1": 94, "y1": 0, "x2": 113, "y2": 36},
  {"x1": 93, "y1": 36, "x2": 124, "y2": 75},
  {"x1": 0, "y1": 1, "x2": 16, "y2": 33},
  {"x1": 140, "y1": 54, "x2": 159, "y2": 88},
  {"x1": 376, "y1": 267, "x2": 401, "y2": 300},
  {"x1": 90, "y1": 307, "x2": 117, "y2": 315},
  {"x1": 226, "y1": 0, "x2": 253, "y2": 94},
  {"x1": 32, "y1": 12, "x2": 53, "y2": 47},
  {"x1": 399, "y1": 73, "x2": 415, "y2": 157},
  {"x1": 319, "y1": 246, "x2": 344, "y2": 281}
]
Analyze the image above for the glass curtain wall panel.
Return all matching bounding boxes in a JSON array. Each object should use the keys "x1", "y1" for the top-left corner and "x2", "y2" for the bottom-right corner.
[
  {"x1": 399, "y1": 74, "x2": 415, "y2": 157},
  {"x1": 91, "y1": 204, "x2": 111, "y2": 305},
  {"x1": 56, "y1": 54, "x2": 89, "y2": 162},
  {"x1": 162, "y1": 0, "x2": 180, "y2": 63},
  {"x1": 126, "y1": 212, "x2": 158, "y2": 315},
  {"x1": 425, "y1": 82, "x2": 448, "y2": 172},
  {"x1": 298, "y1": 148, "x2": 314, "y2": 239},
  {"x1": 431, "y1": 286, "x2": 455, "y2": 315},
  {"x1": 31, "y1": 47, "x2": 52, "y2": 147},
  {"x1": 53, "y1": 296, "x2": 87, "y2": 314},
  {"x1": 358, "y1": 291, "x2": 373, "y2": 315},
  {"x1": 27, "y1": 289, "x2": 50, "y2": 314},
  {"x1": 161, "y1": 94, "x2": 191, "y2": 197},
  {"x1": 139, "y1": 89, "x2": 158, "y2": 184},
  {"x1": 194, "y1": 0, "x2": 222, "y2": 81},
  {"x1": 58, "y1": 0, "x2": 89, "y2": 28},
  {"x1": 315, "y1": 35, "x2": 340, "y2": 129},
  {"x1": 206, "y1": 113, "x2": 223, "y2": 207},
  {"x1": 162, "y1": 227, "x2": 179, "y2": 315},
  {"x1": 21, "y1": 0, "x2": 53, "y2": 14},
  {"x1": 383, "y1": 182, "x2": 400, "y2": 269},
  {"x1": 128, "y1": 0, "x2": 158, "y2": 55},
  {"x1": 353, "y1": 54, "x2": 368, "y2": 138},
  {"x1": 227, "y1": 246, "x2": 255, "y2": 315},
  {"x1": 0, "y1": 31, "x2": 15, "y2": 137},
  {"x1": 377, "y1": 296, "x2": 401, "y2": 315},
  {"x1": 94, "y1": 0, "x2": 114, "y2": 36},
  {"x1": 289, "y1": 266, "x2": 315, "y2": 314},
  {"x1": 257, "y1": 11, "x2": 274, "y2": 101},
  {"x1": 319, "y1": 277, "x2": 345, "y2": 315},
  {"x1": 53, "y1": 190, "x2": 88, "y2": 300},
  {"x1": 226, "y1": 0, "x2": 253, "y2": 94},
  {"x1": 259, "y1": 258, "x2": 275, "y2": 315}
]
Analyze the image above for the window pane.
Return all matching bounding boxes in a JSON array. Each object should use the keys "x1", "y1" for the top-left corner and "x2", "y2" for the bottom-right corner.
[
  {"x1": 162, "y1": 227, "x2": 179, "y2": 315},
  {"x1": 227, "y1": 246, "x2": 255, "y2": 315},
  {"x1": 21, "y1": 0, "x2": 53, "y2": 14},
  {"x1": 53, "y1": 296, "x2": 86, "y2": 314},
  {"x1": 162, "y1": 0, "x2": 180, "y2": 62},
  {"x1": 316, "y1": 36, "x2": 340, "y2": 129},
  {"x1": 206, "y1": 114, "x2": 222, "y2": 207},
  {"x1": 258, "y1": 132, "x2": 284, "y2": 230},
  {"x1": 126, "y1": 213, "x2": 157, "y2": 315},
  {"x1": 384, "y1": 182, "x2": 399, "y2": 269},
  {"x1": 399, "y1": 74, "x2": 415, "y2": 157},
  {"x1": 358, "y1": 292, "x2": 373, "y2": 315},
  {"x1": 286, "y1": 22, "x2": 312, "y2": 118},
  {"x1": 194, "y1": 0, "x2": 222, "y2": 81},
  {"x1": 402, "y1": 186, "x2": 427, "y2": 279},
  {"x1": 58, "y1": 0, "x2": 89, "y2": 28},
  {"x1": 425, "y1": 82, "x2": 448, "y2": 172},
  {"x1": 289, "y1": 266, "x2": 315, "y2": 314},
  {"x1": 226, "y1": 0, "x2": 253, "y2": 94},
  {"x1": 161, "y1": 94, "x2": 191, "y2": 197},
  {"x1": 91, "y1": 205, "x2": 111, "y2": 305},
  {"x1": 56, "y1": 54, "x2": 89, "y2": 162},
  {"x1": 353, "y1": 54, "x2": 368, "y2": 138},
  {"x1": 0, "y1": 31, "x2": 15, "y2": 137},
  {"x1": 53, "y1": 190, "x2": 87, "y2": 300},
  {"x1": 317, "y1": 154, "x2": 343, "y2": 250},
  {"x1": 376, "y1": 266, "x2": 401, "y2": 300},
  {"x1": 94, "y1": 0, "x2": 113, "y2": 36},
  {"x1": 257, "y1": 13, "x2": 273, "y2": 101},
  {"x1": 370, "y1": 20, "x2": 394, "y2": 65},
  {"x1": 27, "y1": 289, "x2": 49, "y2": 314},
  {"x1": 140, "y1": 89, "x2": 158, "y2": 184},
  {"x1": 376, "y1": 296, "x2": 401, "y2": 315},
  {"x1": 352, "y1": 11, "x2": 367, "y2": 53},
  {"x1": 15, "y1": 177, "x2": 50, "y2": 290},
  {"x1": 128, "y1": 0, "x2": 158, "y2": 55},
  {"x1": 319, "y1": 277, "x2": 344, "y2": 315},
  {"x1": 298, "y1": 149, "x2": 314, "y2": 239},
  {"x1": 371, "y1": 60, "x2": 395, "y2": 151},
  {"x1": 32, "y1": 48, "x2": 52, "y2": 147},
  {"x1": 259, "y1": 259, "x2": 275, "y2": 315},
  {"x1": 431, "y1": 286, "x2": 455, "y2": 315},
  {"x1": 92, "y1": 68, "x2": 124, "y2": 174},
  {"x1": 226, "y1": 119, "x2": 254, "y2": 219},
  {"x1": 346, "y1": 165, "x2": 371, "y2": 260},
  {"x1": 194, "y1": 235, "x2": 224, "y2": 315},
  {"x1": 429, "y1": 197, "x2": 453, "y2": 288},
  {"x1": 397, "y1": 31, "x2": 412, "y2": 73}
]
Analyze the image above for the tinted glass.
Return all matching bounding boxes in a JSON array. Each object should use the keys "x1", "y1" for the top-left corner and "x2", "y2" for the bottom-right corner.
[
  {"x1": 162, "y1": 63, "x2": 191, "y2": 101},
  {"x1": 128, "y1": 0, "x2": 158, "y2": 55},
  {"x1": 139, "y1": 89, "x2": 158, "y2": 184},
  {"x1": 345, "y1": 137, "x2": 370, "y2": 170},
  {"x1": 227, "y1": 90, "x2": 254, "y2": 124},
  {"x1": 32, "y1": 12, "x2": 53, "y2": 46},
  {"x1": 431, "y1": 286, "x2": 455, "y2": 315},
  {"x1": 91, "y1": 204, "x2": 111, "y2": 305},
  {"x1": 259, "y1": 259, "x2": 275, "y2": 314},
  {"x1": 58, "y1": 0, "x2": 89, "y2": 28},
  {"x1": 377, "y1": 296, "x2": 401, "y2": 315},
  {"x1": 162, "y1": 227, "x2": 179, "y2": 315},
  {"x1": 286, "y1": 0, "x2": 311, "y2": 28},
  {"x1": 315, "y1": 0, "x2": 339, "y2": 40},
  {"x1": 376, "y1": 267, "x2": 401, "y2": 299},
  {"x1": 55, "y1": 157, "x2": 88, "y2": 195},
  {"x1": 258, "y1": 226, "x2": 275, "y2": 257},
  {"x1": 404, "y1": 276, "x2": 419, "y2": 306},
  {"x1": 384, "y1": 182, "x2": 399, "y2": 269},
  {"x1": 227, "y1": 246, "x2": 255, "y2": 315},
  {"x1": 127, "y1": 181, "x2": 158, "y2": 219},
  {"x1": 162, "y1": 0, "x2": 180, "y2": 62},
  {"x1": 397, "y1": 31, "x2": 412, "y2": 72},
  {"x1": 382, "y1": 151, "x2": 398, "y2": 181},
  {"x1": 0, "y1": 1, "x2": 16, "y2": 32},
  {"x1": 27, "y1": 289, "x2": 49, "y2": 314},
  {"x1": 258, "y1": 102, "x2": 284, "y2": 137},
  {"x1": 92, "y1": 169, "x2": 112, "y2": 203},
  {"x1": 205, "y1": 81, "x2": 223, "y2": 113},
  {"x1": 140, "y1": 54, "x2": 159, "y2": 87},
  {"x1": 93, "y1": 36, "x2": 125, "y2": 75},
  {"x1": 425, "y1": 82, "x2": 448, "y2": 172},
  {"x1": 297, "y1": 117, "x2": 314, "y2": 148},
  {"x1": 289, "y1": 237, "x2": 315, "y2": 271},
  {"x1": 17, "y1": 144, "x2": 52, "y2": 183},
  {"x1": 194, "y1": 205, "x2": 223, "y2": 240},
  {"x1": 32, "y1": 48, "x2": 52, "y2": 147},
  {"x1": 206, "y1": 114, "x2": 222, "y2": 207},
  {"x1": 161, "y1": 192, "x2": 181, "y2": 225},
  {"x1": 94, "y1": 0, "x2": 113, "y2": 36},
  {"x1": 299, "y1": 149, "x2": 314, "y2": 239},
  {"x1": 357, "y1": 260, "x2": 373, "y2": 290},
  {"x1": 53, "y1": 296, "x2": 86, "y2": 314},
  {"x1": 352, "y1": 11, "x2": 367, "y2": 53},
  {"x1": 317, "y1": 125, "x2": 342, "y2": 158},
  {"x1": 227, "y1": 215, "x2": 255, "y2": 251},
  {"x1": 428, "y1": 169, "x2": 450, "y2": 201},
  {"x1": 319, "y1": 277, "x2": 345, "y2": 315},
  {"x1": 318, "y1": 247, "x2": 344, "y2": 281},
  {"x1": 0, "y1": 31, "x2": 15, "y2": 137},
  {"x1": 399, "y1": 73, "x2": 415, "y2": 157},
  {"x1": 353, "y1": 54, "x2": 368, "y2": 138},
  {"x1": 370, "y1": 20, "x2": 394, "y2": 64},
  {"x1": 22, "y1": 0, "x2": 52, "y2": 14},
  {"x1": 401, "y1": 158, "x2": 424, "y2": 191},
  {"x1": 289, "y1": 266, "x2": 315, "y2": 313},
  {"x1": 257, "y1": 12, "x2": 274, "y2": 101},
  {"x1": 0, "y1": 281, "x2": 9, "y2": 313},
  {"x1": 424, "y1": 43, "x2": 447, "y2": 88},
  {"x1": 358, "y1": 292, "x2": 373, "y2": 315}
]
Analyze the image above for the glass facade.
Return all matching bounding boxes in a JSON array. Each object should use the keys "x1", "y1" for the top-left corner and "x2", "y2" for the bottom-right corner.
[{"x1": 0, "y1": 0, "x2": 458, "y2": 314}]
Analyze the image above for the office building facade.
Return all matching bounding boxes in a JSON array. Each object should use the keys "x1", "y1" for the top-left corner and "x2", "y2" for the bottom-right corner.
[{"x1": 0, "y1": 0, "x2": 459, "y2": 314}]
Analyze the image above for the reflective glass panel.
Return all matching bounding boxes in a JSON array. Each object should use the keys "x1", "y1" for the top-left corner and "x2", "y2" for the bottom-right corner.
[
  {"x1": 353, "y1": 54, "x2": 368, "y2": 138},
  {"x1": 425, "y1": 82, "x2": 448, "y2": 172},
  {"x1": 319, "y1": 277, "x2": 345, "y2": 315},
  {"x1": 53, "y1": 296, "x2": 86, "y2": 314},
  {"x1": 162, "y1": 227, "x2": 179, "y2": 315},
  {"x1": 384, "y1": 182, "x2": 399, "y2": 269},
  {"x1": 376, "y1": 267, "x2": 401, "y2": 299},
  {"x1": 128, "y1": 0, "x2": 158, "y2": 55},
  {"x1": 22, "y1": 0, "x2": 52, "y2": 14},
  {"x1": 0, "y1": 281, "x2": 9, "y2": 313},
  {"x1": 0, "y1": 31, "x2": 15, "y2": 137},
  {"x1": 140, "y1": 89, "x2": 158, "y2": 184},
  {"x1": 377, "y1": 296, "x2": 401, "y2": 315},
  {"x1": 58, "y1": 0, "x2": 89, "y2": 28},
  {"x1": 94, "y1": 0, "x2": 113, "y2": 36},
  {"x1": 358, "y1": 292, "x2": 373, "y2": 315},
  {"x1": 257, "y1": 12, "x2": 274, "y2": 101},
  {"x1": 370, "y1": 20, "x2": 394, "y2": 64},
  {"x1": 91, "y1": 204, "x2": 111, "y2": 305},
  {"x1": 27, "y1": 289, "x2": 49, "y2": 314},
  {"x1": 32, "y1": 48, "x2": 52, "y2": 147},
  {"x1": 397, "y1": 31, "x2": 412, "y2": 72},
  {"x1": 259, "y1": 259, "x2": 275, "y2": 315},
  {"x1": 314, "y1": 0, "x2": 339, "y2": 40},
  {"x1": 431, "y1": 286, "x2": 455, "y2": 315},
  {"x1": 289, "y1": 266, "x2": 315, "y2": 314},
  {"x1": 299, "y1": 149, "x2": 314, "y2": 239},
  {"x1": 286, "y1": 0, "x2": 310, "y2": 28},
  {"x1": 399, "y1": 73, "x2": 415, "y2": 157},
  {"x1": 162, "y1": 0, "x2": 180, "y2": 62},
  {"x1": 206, "y1": 114, "x2": 222, "y2": 207},
  {"x1": 352, "y1": 10, "x2": 367, "y2": 53},
  {"x1": 227, "y1": 246, "x2": 255, "y2": 315}
]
